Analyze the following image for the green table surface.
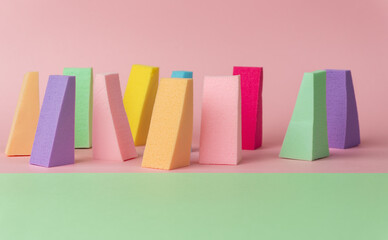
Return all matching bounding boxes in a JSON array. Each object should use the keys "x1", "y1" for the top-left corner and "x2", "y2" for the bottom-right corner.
[{"x1": 1, "y1": 173, "x2": 387, "y2": 240}]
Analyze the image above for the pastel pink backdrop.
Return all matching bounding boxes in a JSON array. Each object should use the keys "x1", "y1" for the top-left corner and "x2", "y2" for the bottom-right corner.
[{"x1": 0, "y1": 0, "x2": 387, "y2": 172}]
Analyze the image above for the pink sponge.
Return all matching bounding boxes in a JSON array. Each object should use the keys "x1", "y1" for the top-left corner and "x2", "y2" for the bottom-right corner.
[
  {"x1": 233, "y1": 66, "x2": 263, "y2": 150},
  {"x1": 199, "y1": 75, "x2": 242, "y2": 165},
  {"x1": 93, "y1": 73, "x2": 137, "y2": 161}
]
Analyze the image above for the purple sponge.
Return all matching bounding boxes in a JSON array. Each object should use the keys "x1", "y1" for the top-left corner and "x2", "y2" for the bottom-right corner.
[
  {"x1": 30, "y1": 75, "x2": 75, "y2": 167},
  {"x1": 326, "y1": 69, "x2": 360, "y2": 149}
]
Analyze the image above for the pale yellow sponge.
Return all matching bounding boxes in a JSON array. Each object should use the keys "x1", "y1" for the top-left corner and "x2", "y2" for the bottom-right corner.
[
  {"x1": 6, "y1": 72, "x2": 40, "y2": 156},
  {"x1": 123, "y1": 65, "x2": 159, "y2": 146},
  {"x1": 142, "y1": 78, "x2": 193, "y2": 170}
]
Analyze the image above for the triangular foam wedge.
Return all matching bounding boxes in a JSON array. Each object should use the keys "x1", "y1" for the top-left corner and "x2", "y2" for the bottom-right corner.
[
  {"x1": 279, "y1": 70, "x2": 329, "y2": 161},
  {"x1": 199, "y1": 75, "x2": 242, "y2": 165},
  {"x1": 233, "y1": 66, "x2": 263, "y2": 150},
  {"x1": 93, "y1": 73, "x2": 137, "y2": 161},
  {"x1": 5, "y1": 72, "x2": 40, "y2": 156},
  {"x1": 123, "y1": 64, "x2": 159, "y2": 146},
  {"x1": 63, "y1": 67, "x2": 93, "y2": 148},
  {"x1": 326, "y1": 69, "x2": 360, "y2": 149},
  {"x1": 30, "y1": 75, "x2": 75, "y2": 168},
  {"x1": 171, "y1": 70, "x2": 194, "y2": 151},
  {"x1": 142, "y1": 78, "x2": 193, "y2": 170}
]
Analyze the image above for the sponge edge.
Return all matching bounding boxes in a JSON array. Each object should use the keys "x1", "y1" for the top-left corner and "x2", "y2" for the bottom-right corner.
[
  {"x1": 233, "y1": 66, "x2": 263, "y2": 150},
  {"x1": 142, "y1": 78, "x2": 193, "y2": 170},
  {"x1": 93, "y1": 73, "x2": 137, "y2": 161},
  {"x1": 171, "y1": 71, "x2": 193, "y2": 78},
  {"x1": 6, "y1": 72, "x2": 40, "y2": 156},
  {"x1": 279, "y1": 70, "x2": 329, "y2": 161},
  {"x1": 326, "y1": 69, "x2": 360, "y2": 149},
  {"x1": 199, "y1": 75, "x2": 242, "y2": 165},
  {"x1": 123, "y1": 65, "x2": 159, "y2": 146},
  {"x1": 63, "y1": 67, "x2": 93, "y2": 149},
  {"x1": 30, "y1": 75, "x2": 75, "y2": 167}
]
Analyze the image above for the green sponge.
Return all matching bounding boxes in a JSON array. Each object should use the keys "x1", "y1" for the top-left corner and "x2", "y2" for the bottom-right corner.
[
  {"x1": 280, "y1": 70, "x2": 329, "y2": 161},
  {"x1": 63, "y1": 67, "x2": 93, "y2": 148}
]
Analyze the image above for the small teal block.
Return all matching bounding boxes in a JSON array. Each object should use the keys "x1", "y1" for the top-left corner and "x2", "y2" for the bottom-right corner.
[{"x1": 171, "y1": 71, "x2": 193, "y2": 78}]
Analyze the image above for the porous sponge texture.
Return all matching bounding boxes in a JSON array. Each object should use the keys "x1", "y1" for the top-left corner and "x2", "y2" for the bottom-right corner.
[
  {"x1": 233, "y1": 66, "x2": 263, "y2": 150},
  {"x1": 142, "y1": 78, "x2": 193, "y2": 170},
  {"x1": 279, "y1": 70, "x2": 329, "y2": 161},
  {"x1": 123, "y1": 65, "x2": 159, "y2": 146},
  {"x1": 63, "y1": 67, "x2": 93, "y2": 148},
  {"x1": 93, "y1": 73, "x2": 137, "y2": 161},
  {"x1": 30, "y1": 75, "x2": 75, "y2": 167},
  {"x1": 326, "y1": 69, "x2": 360, "y2": 149},
  {"x1": 199, "y1": 75, "x2": 242, "y2": 165},
  {"x1": 6, "y1": 72, "x2": 40, "y2": 156}
]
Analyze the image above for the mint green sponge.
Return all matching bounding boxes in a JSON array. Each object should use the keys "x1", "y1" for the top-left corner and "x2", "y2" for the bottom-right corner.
[
  {"x1": 280, "y1": 70, "x2": 329, "y2": 161},
  {"x1": 63, "y1": 67, "x2": 93, "y2": 148}
]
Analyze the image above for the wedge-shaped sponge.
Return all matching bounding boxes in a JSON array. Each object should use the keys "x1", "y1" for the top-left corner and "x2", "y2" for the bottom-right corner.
[
  {"x1": 30, "y1": 75, "x2": 75, "y2": 167},
  {"x1": 326, "y1": 69, "x2": 360, "y2": 149},
  {"x1": 93, "y1": 73, "x2": 137, "y2": 161},
  {"x1": 280, "y1": 70, "x2": 329, "y2": 161},
  {"x1": 171, "y1": 71, "x2": 193, "y2": 78},
  {"x1": 63, "y1": 67, "x2": 93, "y2": 148},
  {"x1": 142, "y1": 78, "x2": 193, "y2": 170},
  {"x1": 123, "y1": 65, "x2": 159, "y2": 146},
  {"x1": 233, "y1": 66, "x2": 263, "y2": 150},
  {"x1": 199, "y1": 76, "x2": 242, "y2": 165},
  {"x1": 5, "y1": 72, "x2": 40, "y2": 156}
]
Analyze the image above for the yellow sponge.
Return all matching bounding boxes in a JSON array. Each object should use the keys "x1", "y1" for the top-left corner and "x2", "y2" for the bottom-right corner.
[
  {"x1": 123, "y1": 65, "x2": 159, "y2": 146},
  {"x1": 6, "y1": 72, "x2": 40, "y2": 156},
  {"x1": 142, "y1": 78, "x2": 193, "y2": 170}
]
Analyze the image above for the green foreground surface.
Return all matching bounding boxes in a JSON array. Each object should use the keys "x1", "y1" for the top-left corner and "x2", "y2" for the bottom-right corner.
[{"x1": 1, "y1": 173, "x2": 387, "y2": 240}]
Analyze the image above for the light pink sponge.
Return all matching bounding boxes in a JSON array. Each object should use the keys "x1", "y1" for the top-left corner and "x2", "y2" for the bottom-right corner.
[
  {"x1": 199, "y1": 75, "x2": 242, "y2": 165},
  {"x1": 93, "y1": 73, "x2": 137, "y2": 161}
]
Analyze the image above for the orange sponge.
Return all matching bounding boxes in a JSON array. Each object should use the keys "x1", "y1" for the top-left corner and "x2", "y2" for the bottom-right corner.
[
  {"x1": 6, "y1": 72, "x2": 40, "y2": 156},
  {"x1": 142, "y1": 78, "x2": 193, "y2": 170}
]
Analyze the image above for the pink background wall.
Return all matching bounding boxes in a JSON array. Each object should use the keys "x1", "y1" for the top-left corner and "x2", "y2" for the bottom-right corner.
[{"x1": 0, "y1": 0, "x2": 387, "y2": 172}]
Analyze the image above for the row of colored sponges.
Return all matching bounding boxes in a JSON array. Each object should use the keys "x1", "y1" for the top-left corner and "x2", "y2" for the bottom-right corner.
[
  {"x1": 5, "y1": 66, "x2": 360, "y2": 169},
  {"x1": 5, "y1": 65, "x2": 262, "y2": 169},
  {"x1": 280, "y1": 70, "x2": 360, "y2": 160},
  {"x1": 5, "y1": 66, "x2": 194, "y2": 169}
]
